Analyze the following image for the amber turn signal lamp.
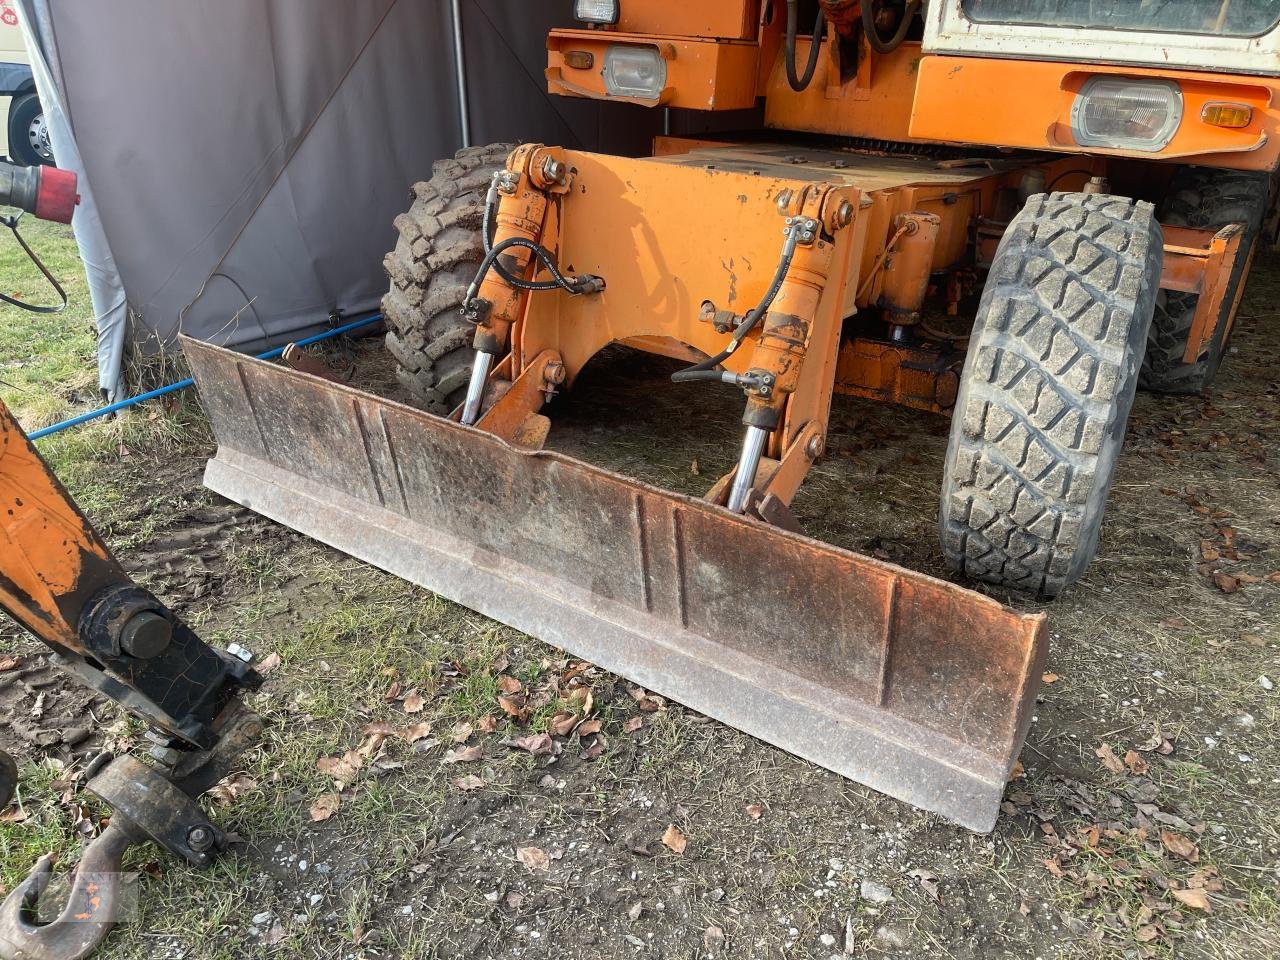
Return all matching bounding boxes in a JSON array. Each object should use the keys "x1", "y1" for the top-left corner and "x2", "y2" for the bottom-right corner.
[
  {"x1": 1201, "y1": 102, "x2": 1253, "y2": 128},
  {"x1": 564, "y1": 50, "x2": 595, "y2": 70}
]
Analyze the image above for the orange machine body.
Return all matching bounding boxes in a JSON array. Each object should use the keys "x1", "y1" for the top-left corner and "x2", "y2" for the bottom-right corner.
[{"x1": 539, "y1": 2, "x2": 1272, "y2": 431}]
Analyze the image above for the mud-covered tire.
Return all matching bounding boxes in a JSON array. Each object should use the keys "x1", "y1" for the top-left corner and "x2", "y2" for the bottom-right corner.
[
  {"x1": 1139, "y1": 167, "x2": 1269, "y2": 394},
  {"x1": 381, "y1": 143, "x2": 514, "y2": 412},
  {"x1": 940, "y1": 193, "x2": 1163, "y2": 597}
]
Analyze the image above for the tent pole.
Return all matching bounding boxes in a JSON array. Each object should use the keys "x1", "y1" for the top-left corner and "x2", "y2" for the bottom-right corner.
[{"x1": 450, "y1": 0, "x2": 471, "y2": 148}]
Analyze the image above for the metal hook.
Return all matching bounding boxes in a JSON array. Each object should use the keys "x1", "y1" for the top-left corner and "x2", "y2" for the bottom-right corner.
[{"x1": 0, "y1": 822, "x2": 140, "y2": 960}]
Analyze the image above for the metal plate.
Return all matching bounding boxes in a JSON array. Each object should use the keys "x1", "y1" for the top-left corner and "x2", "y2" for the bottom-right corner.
[{"x1": 183, "y1": 336, "x2": 1047, "y2": 831}]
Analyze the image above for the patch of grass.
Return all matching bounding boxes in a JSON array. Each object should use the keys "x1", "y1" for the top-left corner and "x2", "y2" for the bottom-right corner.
[
  {"x1": 0, "y1": 217, "x2": 95, "y2": 426},
  {"x1": 0, "y1": 757, "x2": 107, "y2": 892}
]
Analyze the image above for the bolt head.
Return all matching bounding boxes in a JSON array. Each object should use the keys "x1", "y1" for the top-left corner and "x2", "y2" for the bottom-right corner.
[
  {"x1": 543, "y1": 157, "x2": 567, "y2": 184},
  {"x1": 775, "y1": 189, "x2": 794, "y2": 214},
  {"x1": 837, "y1": 200, "x2": 855, "y2": 227},
  {"x1": 186, "y1": 825, "x2": 215, "y2": 852},
  {"x1": 806, "y1": 435, "x2": 826, "y2": 459}
]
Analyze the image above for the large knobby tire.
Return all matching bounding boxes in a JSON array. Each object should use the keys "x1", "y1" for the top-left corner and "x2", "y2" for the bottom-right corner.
[
  {"x1": 1139, "y1": 167, "x2": 1269, "y2": 394},
  {"x1": 381, "y1": 143, "x2": 514, "y2": 412},
  {"x1": 940, "y1": 192, "x2": 1163, "y2": 597}
]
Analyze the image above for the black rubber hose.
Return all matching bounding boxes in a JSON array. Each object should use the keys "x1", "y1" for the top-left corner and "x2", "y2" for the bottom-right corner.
[
  {"x1": 671, "y1": 232, "x2": 798, "y2": 383},
  {"x1": 468, "y1": 235, "x2": 589, "y2": 307},
  {"x1": 785, "y1": 0, "x2": 826, "y2": 93},
  {"x1": 862, "y1": 0, "x2": 920, "y2": 55},
  {"x1": 0, "y1": 218, "x2": 68, "y2": 313},
  {"x1": 481, "y1": 182, "x2": 565, "y2": 292}
]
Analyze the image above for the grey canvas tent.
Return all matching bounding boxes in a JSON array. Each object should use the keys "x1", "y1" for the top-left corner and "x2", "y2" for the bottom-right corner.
[{"x1": 17, "y1": 0, "x2": 673, "y2": 401}]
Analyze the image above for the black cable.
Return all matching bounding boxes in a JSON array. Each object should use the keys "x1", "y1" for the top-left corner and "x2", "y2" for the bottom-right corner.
[
  {"x1": 862, "y1": 0, "x2": 920, "y2": 55},
  {"x1": 785, "y1": 0, "x2": 826, "y2": 93},
  {"x1": 0, "y1": 216, "x2": 67, "y2": 314},
  {"x1": 671, "y1": 227, "x2": 799, "y2": 383},
  {"x1": 1047, "y1": 168, "x2": 1096, "y2": 191}
]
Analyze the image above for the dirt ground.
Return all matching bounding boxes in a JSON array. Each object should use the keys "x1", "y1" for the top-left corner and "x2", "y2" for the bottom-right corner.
[{"x1": 2, "y1": 256, "x2": 1279, "y2": 959}]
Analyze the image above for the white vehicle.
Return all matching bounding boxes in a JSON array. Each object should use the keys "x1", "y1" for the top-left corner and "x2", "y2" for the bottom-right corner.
[{"x1": 0, "y1": 0, "x2": 50, "y2": 166}]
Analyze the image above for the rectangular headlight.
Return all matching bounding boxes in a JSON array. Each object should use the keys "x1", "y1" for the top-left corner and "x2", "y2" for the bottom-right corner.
[
  {"x1": 575, "y1": 0, "x2": 619, "y2": 25},
  {"x1": 603, "y1": 44, "x2": 666, "y2": 100},
  {"x1": 1071, "y1": 78, "x2": 1182, "y2": 152}
]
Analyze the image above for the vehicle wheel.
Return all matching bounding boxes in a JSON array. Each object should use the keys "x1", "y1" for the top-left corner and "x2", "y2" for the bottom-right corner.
[
  {"x1": 940, "y1": 192, "x2": 1163, "y2": 597},
  {"x1": 7, "y1": 92, "x2": 52, "y2": 166},
  {"x1": 381, "y1": 143, "x2": 515, "y2": 413},
  {"x1": 1139, "y1": 167, "x2": 1269, "y2": 394}
]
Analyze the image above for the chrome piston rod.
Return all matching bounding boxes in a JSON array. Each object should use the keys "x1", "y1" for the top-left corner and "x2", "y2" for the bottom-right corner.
[
  {"x1": 460, "y1": 351, "x2": 493, "y2": 425},
  {"x1": 727, "y1": 425, "x2": 770, "y2": 513}
]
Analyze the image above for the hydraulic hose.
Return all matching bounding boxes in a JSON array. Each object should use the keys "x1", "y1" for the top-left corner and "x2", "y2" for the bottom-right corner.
[
  {"x1": 481, "y1": 176, "x2": 578, "y2": 293},
  {"x1": 862, "y1": 0, "x2": 921, "y2": 55},
  {"x1": 785, "y1": 0, "x2": 826, "y2": 93},
  {"x1": 671, "y1": 225, "x2": 802, "y2": 384},
  {"x1": 466, "y1": 235, "x2": 594, "y2": 307}
]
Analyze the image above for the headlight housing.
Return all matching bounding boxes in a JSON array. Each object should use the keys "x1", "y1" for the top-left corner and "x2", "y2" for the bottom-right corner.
[
  {"x1": 1070, "y1": 77, "x2": 1182, "y2": 152},
  {"x1": 603, "y1": 44, "x2": 666, "y2": 100},
  {"x1": 574, "y1": 0, "x2": 619, "y2": 26}
]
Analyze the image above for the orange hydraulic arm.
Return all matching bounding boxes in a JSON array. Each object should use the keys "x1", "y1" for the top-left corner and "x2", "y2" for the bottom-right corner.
[
  {"x1": 0, "y1": 398, "x2": 262, "y2": 960},
  {"x1": 0, "y1": 399, "x2": 253, "y2": 746}
]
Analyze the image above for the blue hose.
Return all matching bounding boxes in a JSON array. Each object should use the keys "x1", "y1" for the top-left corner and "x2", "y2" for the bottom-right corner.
[{"x1": 27, "y1": 313, "x2": 384, "y2": 441}]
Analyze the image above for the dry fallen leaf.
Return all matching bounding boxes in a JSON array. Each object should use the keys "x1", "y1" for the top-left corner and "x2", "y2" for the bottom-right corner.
[
  {"x1": 0, "y1": 655, "x2": 20, "y2": 672},
  {"x1": 622, "y1": 716, "x2": 644, "y2": 734},
  {"x1": 907, "y1": 868, "x2": 940, "y2": 902},
  {"x1": 400, "y1": 721, "x2": 433, "y2": 743},
  {"x1": 661, "y1": 823, "x2": 687, "y2": 854},
  {"x1": 497, "y1": 695, "x2": 530, "y2": 722},
  {"x1": 1041, "y1": 672, "x2": 1060, "y2": 684},
  {"x1": 206, "y1": 773, "x2": 258, "y2": 805},
  {"x1": 255, "y1": 652, "x2": 282, "y2": 676},
  {"x1": 497, "y1": 676, "x2": 523, "y2": 694},
  {"x1": 1007, "y1": 759, "x2": 1026, "y2": 781},
  {"x1": 450, "y1": 722, "x2": 474, "y2": 743},
  {"x1": 477, "y1": 715, "x2": 500, "y2": 733},
  {"x1": 1124, "y1": 750, "x2": 1149, "y2": 776},
  {"x1": 316, "y1": 750, "x2": 363, "y2": 789},
  {"x1": 1213, "y1": 572, "x2": 1240, "y2": 594},
  {"x1": 452, "y1": 774, "x2": 486, "y2": 791},
  {"x1": 627, "y1": 901, "x2": 644, "y2": 921},
  {"x1": 402, "y1": 689, "x2": 425, "y2": 714},
  {"x1": 309, "y1": 793, "x2": 340, "y2": 822},
  {"x1": 516, "y1": 846, "x2": 550, "y2": 872},
  {"x1": 576, "y1": 718, "x2": 602, "y2": 737},
  {"x1": 1199, "y1": 540, "x2": 1220, "y2": 562},
  {"x1": 1171, "y1": 887, "x2": 1212, "y2": 913},
  {"x1": 444, "y1": 745, "x2": 483, "y2": 763},
  {"x1": 1160, "y1": 830, "x2": 1200, "y2": 863},
  {"x1": 1096, "y1": 743, "x2": 1126, "y2": 775},
  {"x1": 1137, "y1": 725, "x2": 1176, "y2": 755},
  {"x1": 504, "y1": 733, "x2": 554, "y2": 756},
  {"x1": 745, "y1": 803, "x2": 764, "y2": 821},
  {"x1": 549, "y1": 712, "x2": 578, "y2": 737},
  {"x1": 1135, "y1": 924, "x2": 1162, "y2": 943}
]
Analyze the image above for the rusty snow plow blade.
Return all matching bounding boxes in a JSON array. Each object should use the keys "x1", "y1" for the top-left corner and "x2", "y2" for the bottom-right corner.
[{"x1": 183, "y1": 337, "x2": 1046, "y2": 832}]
